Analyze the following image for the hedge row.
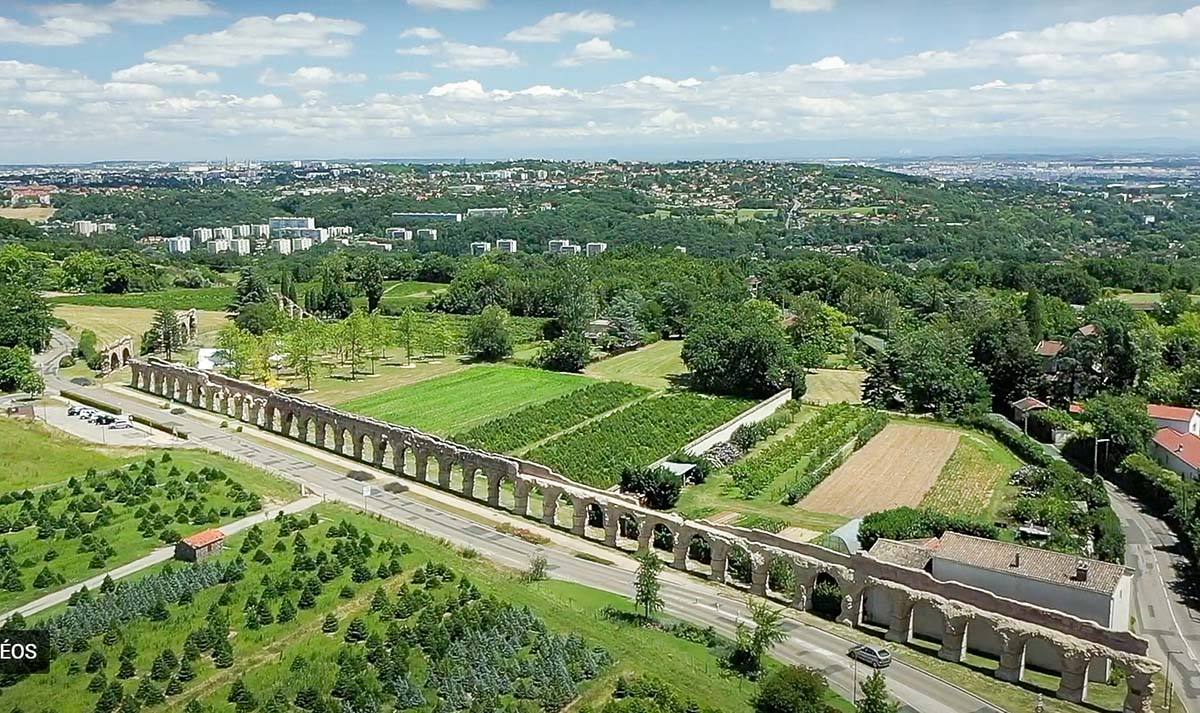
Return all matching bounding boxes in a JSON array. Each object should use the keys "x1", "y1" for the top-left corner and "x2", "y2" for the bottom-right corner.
[
  {"x1": 60, "y1": 390, "x2": 122, "y2": 415},
  {"x1": 131, "y1": 413, "x2": 190, "y2": 439},
  {"x1": 1117, "y1": 454, "x2": 1200, "y2": 575},
  {"x1": 454, "y1": 381, "x2": 649, "y2": 453}
]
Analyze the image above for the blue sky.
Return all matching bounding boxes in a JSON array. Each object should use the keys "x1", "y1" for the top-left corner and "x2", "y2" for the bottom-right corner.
[{"x1": 2, "y1": 0, "x2": 1199, "y2": 162}]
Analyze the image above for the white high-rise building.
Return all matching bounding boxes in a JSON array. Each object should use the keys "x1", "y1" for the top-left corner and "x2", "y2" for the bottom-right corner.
[
  {"x1": 327, "y1": 226, "x2": 353, "y2": 238},
  {"x1": 558, "y1": 244, "x2": 582, "y2": 255},
  {"x1": 233, "y1": 224, "x2": 252, "y2": 238},
  {"x1": 387, "y1": 228, "x2": 413, "y2": 241},
  {"x1": 72, "y1": 220, "x2": 98, "y2": 236},
  {"x1": 270, "y1": 238, "x2": 292, "y2": 255},
  {"x1": 165, "y1": 236, "x2": 191, "y2": 253},
  {"x1": 269, "y1": 216, "x2": 315, "y2": 235},
  {"x1": 470, "y1": 242, "x2": 491, "y2": 256},
  {"x1": 291, "y1": 237, "x2": 314, "y2": 252},
  {"x1": 97, "y1": 222, "x2": 116, "y2": 233},
  {"x1": 230, "y1": 238, "x2": 252, "y2": 256},
  {"x1": 191, "y1": 227, "x2": 213, "y2": 242},
  {"x1": 253, "y1": 224, "x2": 270, "y2": 238},
  {"x1": 495, "y1": 239, "x2": 517, "y2": 253},
  {"x1": 416, "y1": 228, "x2": 438, "y2": 240},
  {"x1": 548, "y1": 239, "x2": 570, "y2": 252},
  {"x1": 586, "y1": 242, "x2": 608, "y2": 256},
  {"x1": 206, "y1": 239, "x2": 230, "y2": 254},
  {"x1": 213, "y1": 226, "x2": 233, "y2": 240}
]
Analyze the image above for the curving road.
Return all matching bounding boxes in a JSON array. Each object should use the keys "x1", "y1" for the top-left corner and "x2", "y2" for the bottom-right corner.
[{"x1": 31, "y1": 332, "x2": 998, "y2": 713}]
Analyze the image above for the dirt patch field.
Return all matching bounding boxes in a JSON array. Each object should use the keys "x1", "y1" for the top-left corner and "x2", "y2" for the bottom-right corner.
[
  {"x1": 805, "y1": 368, "x2": 865, "y2": 405},
  {"x1": 0, "y1": 207, "x2": 56, "y2": 222},
  {"x1": 798, "y1": 423, "x2": 960, "y2": 517}
]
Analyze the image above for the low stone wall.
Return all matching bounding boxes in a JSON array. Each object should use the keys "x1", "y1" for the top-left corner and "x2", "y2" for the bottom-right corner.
[{"x1": 128, "y1": 358, "x2": 1160, "y2": 711}]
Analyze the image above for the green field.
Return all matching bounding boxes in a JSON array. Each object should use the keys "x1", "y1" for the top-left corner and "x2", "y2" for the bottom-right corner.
[
  {"x1": 4, "y1": 502, "x2": 847, "y2": 713},
  {"x1": 1110, "y1": 291, "x2": 1200, "y2": 308},
  {"x1": 0, "y1": 418, "x2": 133, "y2": 492},
  {"x1": 800, "y1": 206, "x2": 884, "y2": 216},
  {"x1": 0, "y1": 445, "x2": 297, "y2": 613},
  {"x1": 50, "y1": 287, "x2": 236, "y2": 312},
  {"x1": 54, "y1": 304, "x2": 230, "y2": 354},
  {"x1": 340, "y1": 364, "x2": 593, "y2": 434},
  {"x1": 584, "y1": 339, "x2": 687, "y2": 389}
]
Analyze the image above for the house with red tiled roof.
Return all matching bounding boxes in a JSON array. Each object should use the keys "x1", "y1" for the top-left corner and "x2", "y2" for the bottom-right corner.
[
  {"x1": 1146, "y1": 404, "x2": 1200, "y2": 437},
  {"x1": 1035, "y1": 340, "x2": 1066, "y2": 374},
  {"x1": 1151, "y1": 428, "x2": 1200, "y2": 481},
  {"x1": 175, "y1": 528, "x2": 225, "y2": 562}
]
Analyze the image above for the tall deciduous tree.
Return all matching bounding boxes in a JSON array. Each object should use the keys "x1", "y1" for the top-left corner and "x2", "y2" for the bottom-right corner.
[
  {"x1": 753, "y1": 665, "x2": 828, "y2": 713},
  {"x1": 683, "y1": 300, "x2": 796, "y2": 398},
  {"x1": 215, "y1": 324, "x2": 257, "y2": 378},
  {"x1": 0, "y1": 284, "x2": 52, "y2": 352},
  {"x1": 393, "y1": 309, "x2": 419, "y2": 365},
  {"x1": 338, "y1": 309, "x2": 370, "y2": 379},
  {"x1": 465, "y1": 306, "x2": 513, "y2": 362},
  {"x1": 284, "y1": 319, "x2": 324, "y2": 390},
  {"x1": 359, "y1": 255, "x2": 385, "y2": 313}
]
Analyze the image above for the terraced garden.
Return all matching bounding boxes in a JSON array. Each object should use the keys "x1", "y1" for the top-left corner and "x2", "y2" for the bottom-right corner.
[
  {"x1": 526, "y1": 393, "x2": 753, "y2": 488},
  {"x1": 454, "y1": 380, "x2": 650, "y2": 454},
  {"x1": 340, "y1": 365, "x2": 592, "y2": 435},
  {"x1": 2, "y1": 503, "x2": 823, "y2": 713}
]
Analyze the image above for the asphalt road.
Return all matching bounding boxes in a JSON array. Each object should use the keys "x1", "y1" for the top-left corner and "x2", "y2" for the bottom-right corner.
[
  {"x1": 29, "y1": 333, "x2": 999, "y2": 713},
  {"x1": 1108, "y1": 484, "x2": 1200, "y2": 713}
]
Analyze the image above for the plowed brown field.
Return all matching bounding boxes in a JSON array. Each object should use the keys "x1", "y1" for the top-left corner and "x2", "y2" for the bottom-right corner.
[{"x1": 798, "y1": 423, "x2": 959, "y2": 517}]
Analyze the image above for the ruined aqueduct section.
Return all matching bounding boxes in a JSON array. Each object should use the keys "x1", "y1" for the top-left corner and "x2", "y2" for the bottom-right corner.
[{"x1": 129, "y1": 358, "x2": 1159, "y2": 712}]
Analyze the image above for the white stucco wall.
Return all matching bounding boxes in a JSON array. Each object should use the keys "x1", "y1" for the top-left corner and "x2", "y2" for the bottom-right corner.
[{"x1": 1153, "y1": 446, "x2": 1200, "y2": 481}]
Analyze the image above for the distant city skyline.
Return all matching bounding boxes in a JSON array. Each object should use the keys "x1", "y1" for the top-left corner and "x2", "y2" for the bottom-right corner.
[{"x1": 2, "y1": 0, "x2": 1200, "y2": 162}]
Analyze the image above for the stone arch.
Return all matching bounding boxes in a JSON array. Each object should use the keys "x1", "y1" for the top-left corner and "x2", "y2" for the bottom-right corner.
[
  {"x1": 726, "y1": 542, "x2": 753, "y2": 587},
  {"x1": 614, "y1": 511, "x2": 640, "y2": 551},
  {"x1": 811, "y1": 571, "x2": 845, "y2": 620},
  {"x1": 109, "y1": 351, "x2": 122, "y2": 372},
  {"x1": 460, "y1": 461, "x2": 485, "y2": 500},
  {"x1": 764, "y1": 554, "x2": 795, "y2": 601},
  {"x1": 547, "y1": 490, "x2": 574, "y2": 529},
  {"x1": 647, "y1": 521, "x2": 676, "y2": 555}
]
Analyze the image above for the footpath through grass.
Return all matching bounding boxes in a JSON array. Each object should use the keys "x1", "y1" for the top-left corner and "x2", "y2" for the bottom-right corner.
[
  {"x1": 340, "y1": 364, "x2": 593, "y2": 435},
  {"x1": 50, "y1": 287, "x2": 236, "y2": 312}
]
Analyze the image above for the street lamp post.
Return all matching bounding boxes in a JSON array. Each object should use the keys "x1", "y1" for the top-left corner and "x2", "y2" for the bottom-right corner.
[{"x1": 1093, "y1": 437, "x2": 1111, "y2": 475}]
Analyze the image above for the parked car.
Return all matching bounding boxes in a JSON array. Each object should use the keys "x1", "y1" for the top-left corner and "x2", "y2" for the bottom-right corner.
[
  {"x1": 849, "y1": 644, "x2": 892, "y2": 668},
  {"x1": 67, "y1": 406, "x2": 81, "y2": 416},
  {"x1": 109, "y1": 421, "x2": 132, "y2": 430}
]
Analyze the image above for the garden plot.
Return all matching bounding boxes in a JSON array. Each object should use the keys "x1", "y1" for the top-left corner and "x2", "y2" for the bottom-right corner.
[{"x1": 798, "y1": 423, "x2": 959, "y2": 517}]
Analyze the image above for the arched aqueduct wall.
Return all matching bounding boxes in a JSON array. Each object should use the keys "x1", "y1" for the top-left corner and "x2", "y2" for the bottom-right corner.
[
  {"x1": 99, "y1": 336, "x2": 133, "y2": 373},
  {"x1": 128, "y1": 358, "x2": 1160, "y2": 712}
]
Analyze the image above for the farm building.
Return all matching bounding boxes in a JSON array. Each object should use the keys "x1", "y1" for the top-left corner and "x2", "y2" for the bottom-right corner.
[
  {"x1": 867, "y1": 532, "x2": 1133, "y2": 681},
  {"x1": 175, "y1": 528, "x2": 226, "y2": 562}
]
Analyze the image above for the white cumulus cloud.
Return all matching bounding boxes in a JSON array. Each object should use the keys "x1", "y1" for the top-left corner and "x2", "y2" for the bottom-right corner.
[
  {"x1": 556, "y1": 37, "x2": 633, "y2": 67},
  {"x1": 770, "y1": 0, "x2": 837, "y2": 12},
  {"x1": 505, "y1": 11, "x2": 629, "y2": 43},
  {"x1": 400, "y1": 26, "x2": 443, "y2": 39},
  {"x1": 407, "y1": 0, "x2": 487, "y2": 10},
  {"x1": 111, "y1": 62, "x2": 218, "y2": 85},
  {"x1": 1, "y1": 0, "x2": 215, "y2": 46},
  {"x1": 259, "y1": 66, "x2": 367, "y2": 89},
  {"x1": 146, "y1": 13, "x2": 364, "y2": 67}
]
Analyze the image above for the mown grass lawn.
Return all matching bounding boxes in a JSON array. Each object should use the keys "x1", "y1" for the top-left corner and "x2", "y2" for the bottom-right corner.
[
  {"x1": 584, "y1": 339, "x2": 687, "y2": 390},
  {"x1": 53, "y1": 304, "x2": 230, "y2": 352},
  {"x1": 340, "y1": 364, "x2": 593, "y2": 435},
  {"x1": 9, "y1": 503, "x2": 850, "y2": 713},
  {"x1": 0, "y1": 418, "x2": 135, "y2": 492}
]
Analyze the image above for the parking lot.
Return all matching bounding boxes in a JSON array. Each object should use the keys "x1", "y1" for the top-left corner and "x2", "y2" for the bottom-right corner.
[{"x1": 41, "y1": 402, "x2": 182, "y2": 447}]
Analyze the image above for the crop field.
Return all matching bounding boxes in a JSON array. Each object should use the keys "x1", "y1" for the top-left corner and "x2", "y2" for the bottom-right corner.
[
  {"x1": 50, "y1": 287, "x2": 236, "y2": 312},
  {"x1": 526, "y1": 392, "x2": 753, "y2": 487},
  {"x1": 0, "y1": 449, "x2": 295, "y2": 613},
  {"x1": 2, "y1": 502, "x2": 812, "y2": 713},
  {"x1": 921, "y1": 432, "x2": 1021, "y2": 518},
  {"x1": 454, "y1": 380, "x2": 650, "y2": 453},
  {"x1": 804, "y1": 368, "x2": 866, "y2": 405},
  {"x1": 799, "y1": 423, "x2": 959, "y2": 517},
  {"x1": 340, "y1": 364, "x2": 592, "y2": 435},
  {"x1": 379, "y1": 280, "x2": 447, "y2": 308},
  {"x1": 54, "y1": 304, "x2": 230, "y2": 352},
  {"x1": 584, "y1": 339, "x2": 687, "y2": 389}
]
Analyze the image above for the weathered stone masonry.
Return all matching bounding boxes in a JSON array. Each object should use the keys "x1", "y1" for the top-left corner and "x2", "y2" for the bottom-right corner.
[{"x1": 129, "y1": 358, "x2": 1160, "y2": 712}]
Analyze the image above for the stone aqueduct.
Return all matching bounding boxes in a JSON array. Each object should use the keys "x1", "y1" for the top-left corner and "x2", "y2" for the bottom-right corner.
[
  {"x1": 99, "y1": 309, "x2": 198, "y2": 374},
  {"x1": 129, "y1": 358, "x2": 1160, "y2": 712}
]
